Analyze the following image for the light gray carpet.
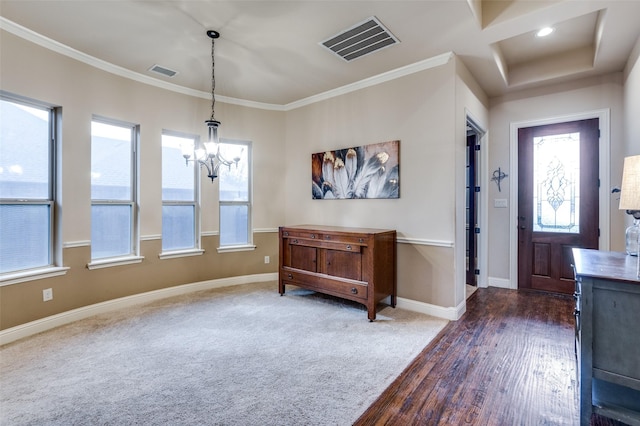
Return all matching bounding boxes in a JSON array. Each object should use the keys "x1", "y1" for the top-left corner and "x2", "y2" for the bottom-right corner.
[{"x1": 1, "y1": 281, "x2": 448, "y2": 425}]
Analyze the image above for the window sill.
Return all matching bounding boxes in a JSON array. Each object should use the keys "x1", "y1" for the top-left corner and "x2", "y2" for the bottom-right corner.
[
  {"x1": 217, "y1": 244, "x2": 256, "y2": 253},
  {"x1": 0, "y1": 266, "x2": 70, "y2": 287},
  {"x1": 159, "y1": 249, "x2": 205, "y2": 260},
  {"x1": 87, "y1": 256, "x2": 144, "y2": 270}
]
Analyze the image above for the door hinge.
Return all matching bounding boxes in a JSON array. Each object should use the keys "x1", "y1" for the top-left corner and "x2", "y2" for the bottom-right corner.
[
  {"x1": 474, "y1": 227, "x2": 480, "y2": 234},
  {"x1": 598, "y1": 128, "x2": 601, "y2": 138},
  {"x1": 474, "y1": 269, "x2": 480, "y2": 275},
  {"x1": 475, "y1": 144, "x2": 481, "y2": 151},
  {"x1": 475, "y1": 186, "x2": 481, "y2": 192},
  {"x1": 598, "y1": 228, "x2": 601, "y2": 237},
  {"x1": 598, "y1": 178, "x2": 600, "y2": 188}
]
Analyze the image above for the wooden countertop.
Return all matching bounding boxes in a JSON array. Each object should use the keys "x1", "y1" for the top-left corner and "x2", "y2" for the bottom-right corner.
[
  {"x1": 572, "y1": 248, "x2": 640, "y2": 284},
  {"x1": 281, "y1": 225, "x2": 396, "y2": 235}
]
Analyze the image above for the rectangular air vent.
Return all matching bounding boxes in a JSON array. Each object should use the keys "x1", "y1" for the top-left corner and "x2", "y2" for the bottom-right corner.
[
  {"x1": 149, "y1": 64, "x2": 178, "y2": 78},
  {"x1": 321, "y1": 16, "x2": 399, "y2": 62}
]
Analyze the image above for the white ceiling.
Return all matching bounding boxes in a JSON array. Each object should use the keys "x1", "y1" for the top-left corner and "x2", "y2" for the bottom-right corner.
[{"x1": 1, "y1": 0, "x2": 639, "y2": 107}]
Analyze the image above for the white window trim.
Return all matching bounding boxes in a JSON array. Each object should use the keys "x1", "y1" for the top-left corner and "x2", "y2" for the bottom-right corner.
[
  {"x1": 159, "y1": 249, "x2": 204, "y2": 259},
  {"x1": 0, "y1": 267, "x2": 69, "y2": 287},
  {"x1": 216, "y1": 244, "x2": 256, "y2": 253},
  {"x1": 87, "y1": 255, "x2": 144, "y2": 270}
]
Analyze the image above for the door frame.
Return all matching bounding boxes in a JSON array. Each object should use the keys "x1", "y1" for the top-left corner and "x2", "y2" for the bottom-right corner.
[
  {"x1": 508, "y1": 109, "x2": 611, "y2": 289},
  {"x1": 465, "y1": 112, "x2": 488, "y2": 290}
]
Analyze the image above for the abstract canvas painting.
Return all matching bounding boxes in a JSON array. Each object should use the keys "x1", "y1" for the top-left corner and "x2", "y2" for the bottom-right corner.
[{"x1": 312, "y1": 140, "x2": 399, "y2": 199}]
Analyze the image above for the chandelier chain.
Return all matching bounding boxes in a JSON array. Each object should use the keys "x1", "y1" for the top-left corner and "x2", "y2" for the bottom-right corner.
[{"x1": 210, "y1": 35, "x2": 216, "y2": 121}]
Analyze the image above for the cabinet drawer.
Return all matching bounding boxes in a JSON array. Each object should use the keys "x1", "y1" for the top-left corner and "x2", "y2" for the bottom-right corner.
[
  {"x1": 281, "y1": 269, "x2": 368, "y2": 301},
  {"x1": 322, "y1": 233, "x2": 369, "y2": 246},
  {"x1": 287, "y1": 237, "x2": 362, "y2": 253},
  {"x1": 281, "y1": 229, "x2": 322, "y2": 241}
]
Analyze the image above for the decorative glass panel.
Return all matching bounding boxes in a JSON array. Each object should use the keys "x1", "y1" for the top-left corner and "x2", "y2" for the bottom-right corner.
[{"x1": 533, "y1": 132, "x2": 580, "y2": 233}]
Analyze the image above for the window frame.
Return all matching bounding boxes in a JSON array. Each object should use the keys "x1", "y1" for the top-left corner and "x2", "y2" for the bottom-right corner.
[
  {"x1": 159, "y1": 129, "x2": 203, "y2": 258},
  {"x1": 217, "y1": 139, "x2": 254, "y2": 252},
  {"x1": 0, "y1": 91, "x2": 68, "y2": 285},
  {"x1": 87, "y1": 116, "x2": 142, "y2": 269}
]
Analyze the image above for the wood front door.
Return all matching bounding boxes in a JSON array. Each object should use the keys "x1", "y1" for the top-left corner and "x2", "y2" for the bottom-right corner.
[{"x1": 518, "y1": 119, "x2": 599, "y2": 294}]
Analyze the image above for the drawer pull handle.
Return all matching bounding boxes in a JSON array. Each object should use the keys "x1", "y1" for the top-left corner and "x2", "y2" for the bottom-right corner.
[
  {"x1": 311, "y1": 234, "x2": 316, "y2": 239},
  {"x1": 359, "y1": 238, "x2": 364, "y2": 243},
  {"x1": 283, "y1": 232, "x2": 289, "y2": 237},
  {"x1": 351, "y1": 287, "x2": 358, "y2": 294},
  {"x1": 288, "y1": 273, "x2": 293, "y2": 279},
  {"x1": 325, "y1": 235, "x2": 331, "y2": 240},
  {"x1": 346, "y1": 245, "x2": 352, "y2": 250},
  {"x1": 292, "y1": 239, "x2": 298, "y2": 244}
]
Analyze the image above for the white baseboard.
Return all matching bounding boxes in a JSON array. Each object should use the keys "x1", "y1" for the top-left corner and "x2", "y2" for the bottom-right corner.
[
  {"x1": 488, "y1": 277, "x2": 514, "y2": 289},
  {"x1": 394, "y1": 296, "x2": 465, "y2": 321},
  {"x1": 0, "y1": 273, "x2": 278, "y2": 346}
]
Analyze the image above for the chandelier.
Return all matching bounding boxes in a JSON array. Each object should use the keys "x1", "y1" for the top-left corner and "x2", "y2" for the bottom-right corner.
[{"x1": 182, "y1": 30, "x2": 239, "y2": 182}]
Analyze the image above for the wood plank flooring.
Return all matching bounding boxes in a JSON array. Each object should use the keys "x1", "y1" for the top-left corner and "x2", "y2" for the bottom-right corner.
[{"x1": 355, "y1": 287, "x2": 627, "y2": 426}]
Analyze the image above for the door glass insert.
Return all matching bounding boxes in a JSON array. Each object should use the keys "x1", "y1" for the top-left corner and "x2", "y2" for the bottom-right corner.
[{"x1": 533, "y1": 132, "x2": 580, "y2": 233}]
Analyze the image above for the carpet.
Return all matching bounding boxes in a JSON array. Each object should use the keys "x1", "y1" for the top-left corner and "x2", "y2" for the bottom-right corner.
[{"x1": 0, "y1": 281, "x2": 448, "y2": 425}]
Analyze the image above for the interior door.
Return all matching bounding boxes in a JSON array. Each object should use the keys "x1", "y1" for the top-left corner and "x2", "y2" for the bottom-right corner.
[
  {"x1": 466, "y1": 132, "x2": 479, "y2": 286},
  {"x1": 518, "y1": 119, "x2": 599, "y2": 294}
]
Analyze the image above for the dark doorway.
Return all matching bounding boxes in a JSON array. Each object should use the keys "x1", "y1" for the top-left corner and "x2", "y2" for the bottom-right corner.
[
  {"x1": 517, "y1": 119, "x2": 600, "y2": 294},
  {"x1": 466, "y1": 122, "x2": 482, "y2": 287}
]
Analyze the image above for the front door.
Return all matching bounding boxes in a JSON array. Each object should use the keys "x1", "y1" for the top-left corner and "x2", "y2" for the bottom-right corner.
[{"x1": 518, "y1": 119, "x2": 599, "y2": 294}]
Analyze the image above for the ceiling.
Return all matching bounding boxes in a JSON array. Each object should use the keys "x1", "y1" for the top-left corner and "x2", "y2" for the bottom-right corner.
[{"x1": 1, "y1": 0, "x2": 639, "y2": 107}]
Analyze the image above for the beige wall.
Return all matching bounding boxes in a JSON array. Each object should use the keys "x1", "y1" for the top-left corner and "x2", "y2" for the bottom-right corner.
[{"x1": 282, "y1": 57, "x2": 488, "y2": 309}]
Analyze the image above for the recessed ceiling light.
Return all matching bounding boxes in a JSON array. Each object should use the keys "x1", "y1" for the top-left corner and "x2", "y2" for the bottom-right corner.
[{"x1": 536, "y1": 27, "x2": 554, "y2": 38}]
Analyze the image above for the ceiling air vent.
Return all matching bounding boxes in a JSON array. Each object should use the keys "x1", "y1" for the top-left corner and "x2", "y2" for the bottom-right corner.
[
  {"x1": 148, "y1": 64, "x2": 178, "y2": 78},
  {"x1": 321, "y1": 16, "x2": 399, "y2": 62}
]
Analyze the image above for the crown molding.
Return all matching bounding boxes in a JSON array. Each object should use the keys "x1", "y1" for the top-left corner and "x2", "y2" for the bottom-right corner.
[{"x1": 1, "y1": 17, "x2": 453, "y2": 112}]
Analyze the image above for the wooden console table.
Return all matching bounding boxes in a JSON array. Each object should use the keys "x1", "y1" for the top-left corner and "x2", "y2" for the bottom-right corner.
[
  {"x1": 279, "y1": 225, "x2": 396, "y2": 321},
  {"x1": 572, "y1": 248, "x2": 640, "y2": 426}
]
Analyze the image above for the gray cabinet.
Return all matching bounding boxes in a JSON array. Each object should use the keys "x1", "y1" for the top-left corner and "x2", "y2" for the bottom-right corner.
[{"x1": 573, "y1": 248, "x2": 640, "y2": 426}]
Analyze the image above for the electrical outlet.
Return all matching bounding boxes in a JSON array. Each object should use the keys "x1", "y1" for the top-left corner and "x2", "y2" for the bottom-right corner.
[
  {"x1": 43, "y1": 288, "x2": 53, "y2": 302},
  {"x1": 264, "y1": 256, "x2": 270, "y2": 264}
]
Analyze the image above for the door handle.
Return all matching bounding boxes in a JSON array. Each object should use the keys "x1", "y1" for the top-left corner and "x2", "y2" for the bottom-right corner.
[{"x1": 519, "y1": 226, "x2": 526, "y2": 230}]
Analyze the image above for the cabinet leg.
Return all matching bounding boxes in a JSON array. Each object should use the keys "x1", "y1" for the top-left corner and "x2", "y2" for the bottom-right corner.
[
  {"x1": 391, "y1": 294, "x2": 396, "y2": 308},
  {"x1": 368, "y1": 308, "x2": 376, "y2": 322}
]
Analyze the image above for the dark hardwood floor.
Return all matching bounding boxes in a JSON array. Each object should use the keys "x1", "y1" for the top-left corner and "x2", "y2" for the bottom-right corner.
[{"x1": 355, "y1": 287, "x2": 627, "y2": 426}]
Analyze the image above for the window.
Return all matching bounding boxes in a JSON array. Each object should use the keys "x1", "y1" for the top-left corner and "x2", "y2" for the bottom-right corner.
[
  {"x1": 219, "y1": 140, "x2": 252, "y2": 248},
  {"x1": 161, "y1": 131, "x2": 199, "y2": 252},
  {"x1": 0, "y1": 94, "x2": 58, "y2": 275},
  {"x1": 90, "y1": 118, "x2": 138, "y2": 261}
]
